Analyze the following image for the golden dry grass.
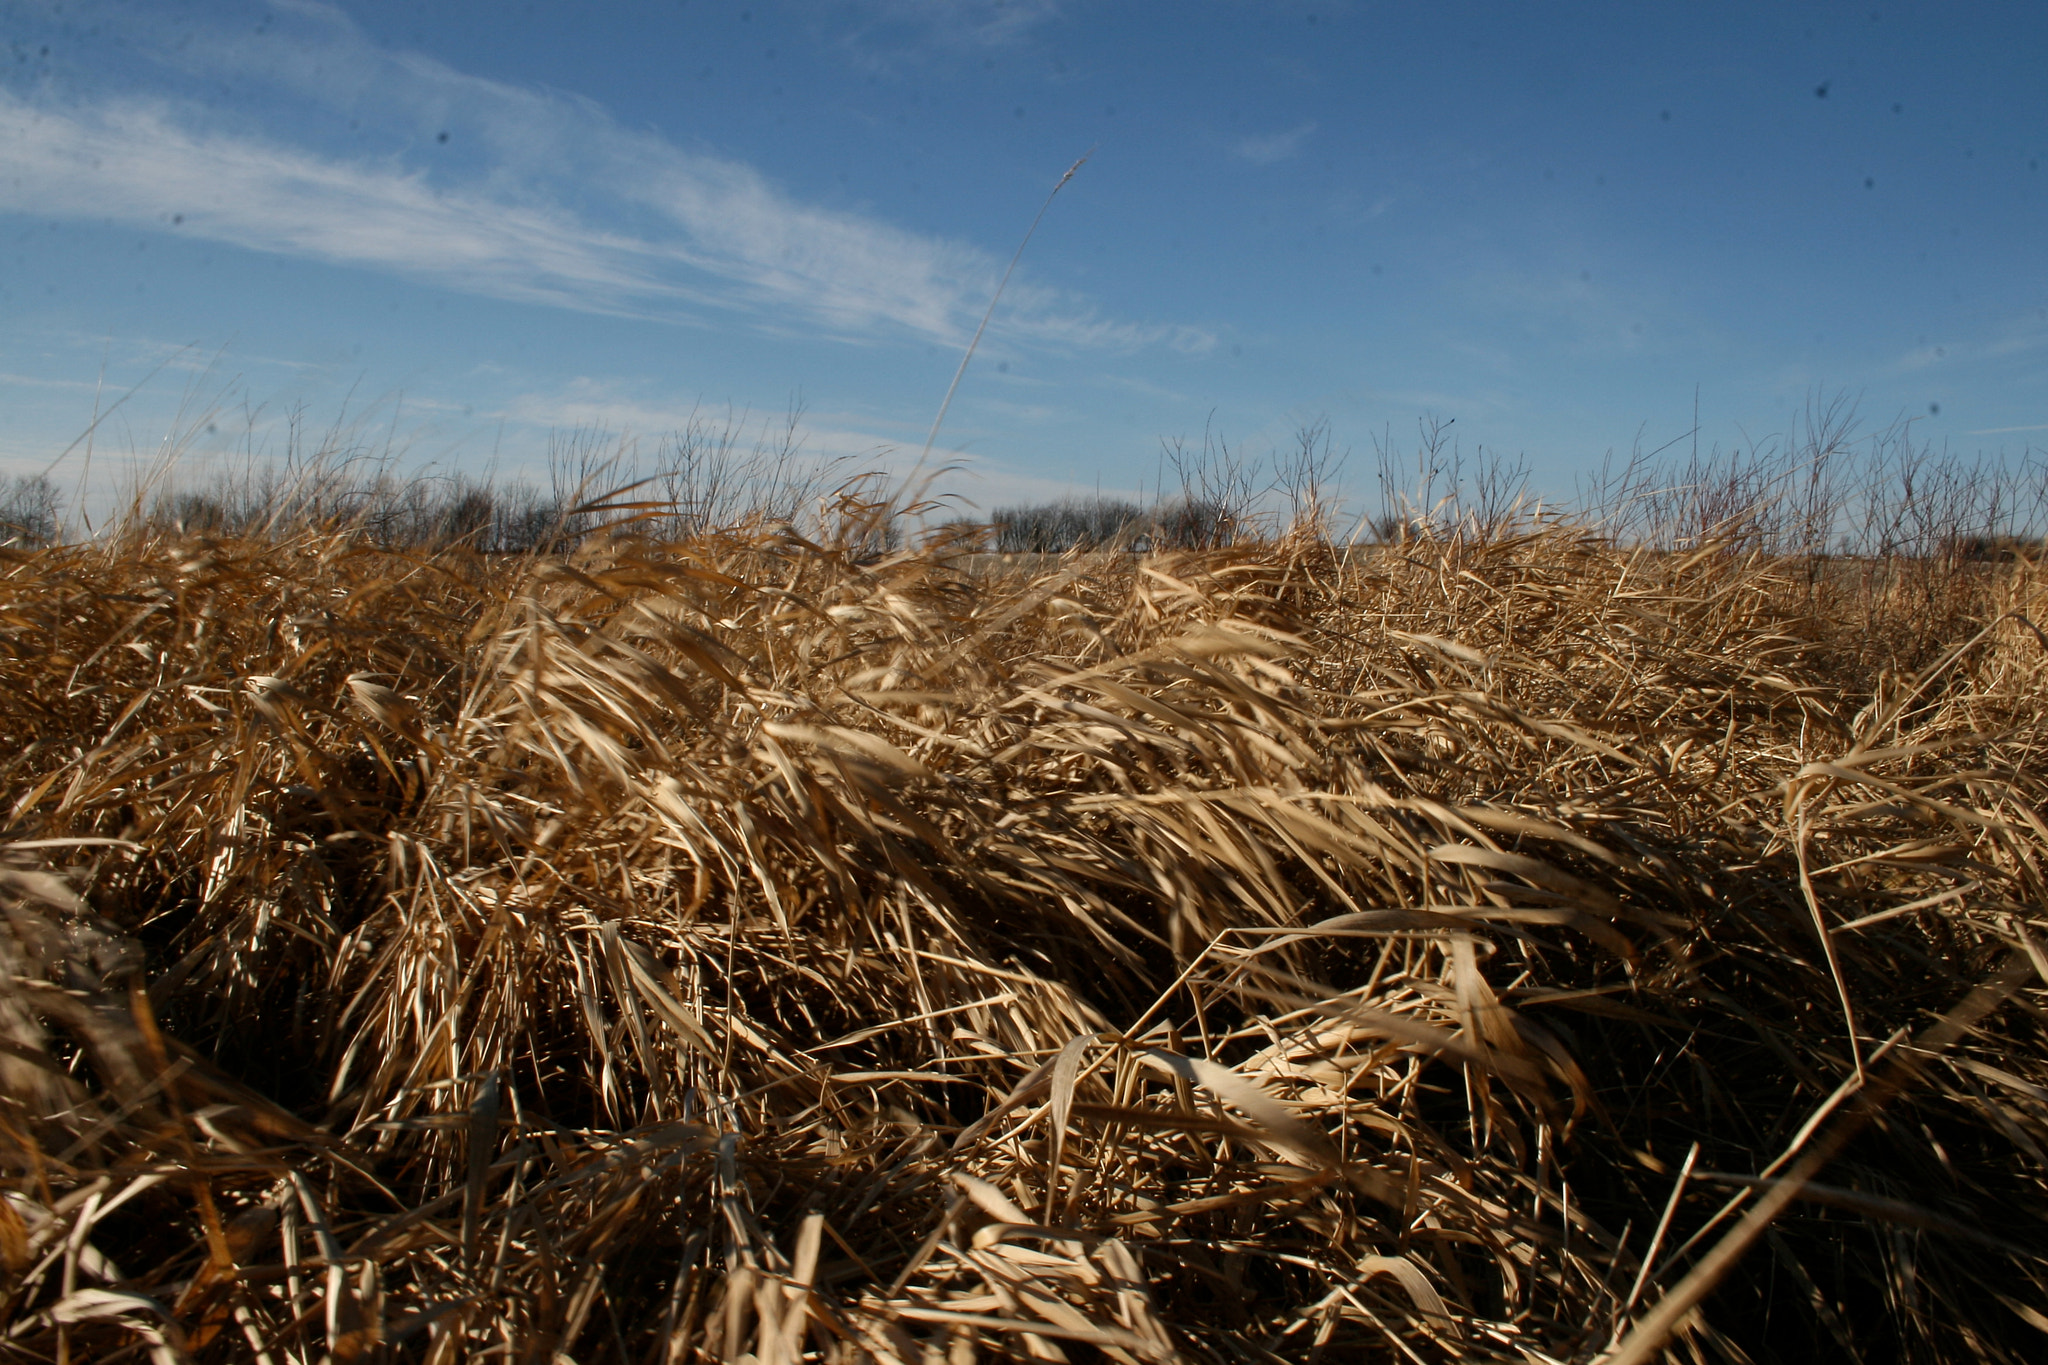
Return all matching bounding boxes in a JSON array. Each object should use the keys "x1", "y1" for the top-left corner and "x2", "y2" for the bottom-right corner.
[{"x1": 1, "y1": 502, "x2": 2045, "y2": 1363}]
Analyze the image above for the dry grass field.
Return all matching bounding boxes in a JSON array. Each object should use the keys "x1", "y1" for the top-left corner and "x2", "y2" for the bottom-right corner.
[{"x1": 2, "y1": 494, "x2": 2045, "y2": 1362}]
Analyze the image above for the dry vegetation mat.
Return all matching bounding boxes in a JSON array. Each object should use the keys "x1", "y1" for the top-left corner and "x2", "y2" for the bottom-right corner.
[{"x1": 1, "y1": 512, "x2": 2046, "y2": 1362}]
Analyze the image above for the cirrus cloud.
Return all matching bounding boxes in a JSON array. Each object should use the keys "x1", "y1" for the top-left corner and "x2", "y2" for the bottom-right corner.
[
  {"x1": 0, "y1": 0, "x2": 1206, "y2": 356},
  {"x1": 1230, "y1": 121, "x2": 1318, "y2": 166}
]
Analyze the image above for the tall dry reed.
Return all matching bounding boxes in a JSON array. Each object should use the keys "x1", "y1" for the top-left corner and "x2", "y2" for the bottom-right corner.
[{"x1": 0, "y1": 496, "x2": 2043, "y2": 1362}]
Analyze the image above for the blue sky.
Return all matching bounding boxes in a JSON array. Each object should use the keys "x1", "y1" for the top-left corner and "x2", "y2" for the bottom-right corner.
[{"x1": 3, "y1": 0, "x2": 2044, "y2": 516}]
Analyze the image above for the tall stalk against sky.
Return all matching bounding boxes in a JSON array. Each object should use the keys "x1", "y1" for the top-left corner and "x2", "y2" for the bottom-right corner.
[{"x1": 918, "y1": 151, "x2": 1089, "y2": 469}]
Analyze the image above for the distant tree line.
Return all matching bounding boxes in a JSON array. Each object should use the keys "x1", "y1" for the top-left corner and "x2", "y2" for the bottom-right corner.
[
  {"x1": 35, "y1": 403, "x2": 859, "y2": 554},
  {"x1": 149, "y1": 472, "x2": 580, "y2": 553},
  {"x1": 0, "y1": 476, "x2": 60, "y2": 546},
  {"x1": 982, "y1": 496, "x2": 1244, "y2": 553},
  {"x1": 5, "y1": 396, "x2": 2043, "y2": 562}
]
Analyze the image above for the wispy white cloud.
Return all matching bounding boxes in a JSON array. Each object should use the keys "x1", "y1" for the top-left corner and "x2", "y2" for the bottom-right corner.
[
  {"x1": 0, "y1": 0, "x2": 1187, "y2": 354},
  {"x1": 875, "y1": 0, "x2": 1064, "y2": 48},
  {"x1": 1967, "y1": 423, "x2": 2048, "y2": 435},
  {"x1": 0, "y1": 372, "x2": 107, "y2": 394},
  {"x1": 972, "y1": 397, "x2": 1066, "y2": 425},
  {"x1": 1883, "y1": 307, "x2": 2047, "y2": 377},
  {"x1": 0, "y1": 94, "x2": 705, "y2": 317},
  {"x1": 1983, "y1": 332, "x2": 2048, "y2": 359},
  {"x1": 477, "y1": 380, "x2": 1119, "y2": 512},
  {"x1": 485, "y1": 378, "x2": 906, "y2": 471},
  {"x1": 1096, "y1": 373, "x2": 1194, "y2": 404},
  {"x1": 1230, "y1": 122, "x2": 1318, "y2": 166},
  {"x1": 923, "y1": 451, "x2": 1143, "y2": 513},
  {"x1": 817, "y1": 0, "x2": 1064, "y2": 71},
  {"x1": 1888, "y1": 342, "x2": 1952, "y2": 373},
  {"x1": 1328, "y1": 188, "x2": 1397, "y2": 223}
]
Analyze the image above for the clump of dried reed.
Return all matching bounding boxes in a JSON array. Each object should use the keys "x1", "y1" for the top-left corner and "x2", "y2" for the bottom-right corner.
[{"x1": 0, "y1": 492, "x2": 2044, "y2": 1364}]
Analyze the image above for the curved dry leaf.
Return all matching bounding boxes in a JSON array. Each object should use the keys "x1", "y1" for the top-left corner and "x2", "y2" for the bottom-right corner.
[
  {"x1": 1140, "y1": 1048, "x2": 1337, "y2": 1166},
  {"x1": 761, "y1": 722, "x2": 936, "y2": 782},
  {"x1": 1354, "y1": 1254, "x2": 1462, "y2": 1338},
  {"x1": 952, "y1": 1173, "x2": 1032, "y2": 1227}
]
